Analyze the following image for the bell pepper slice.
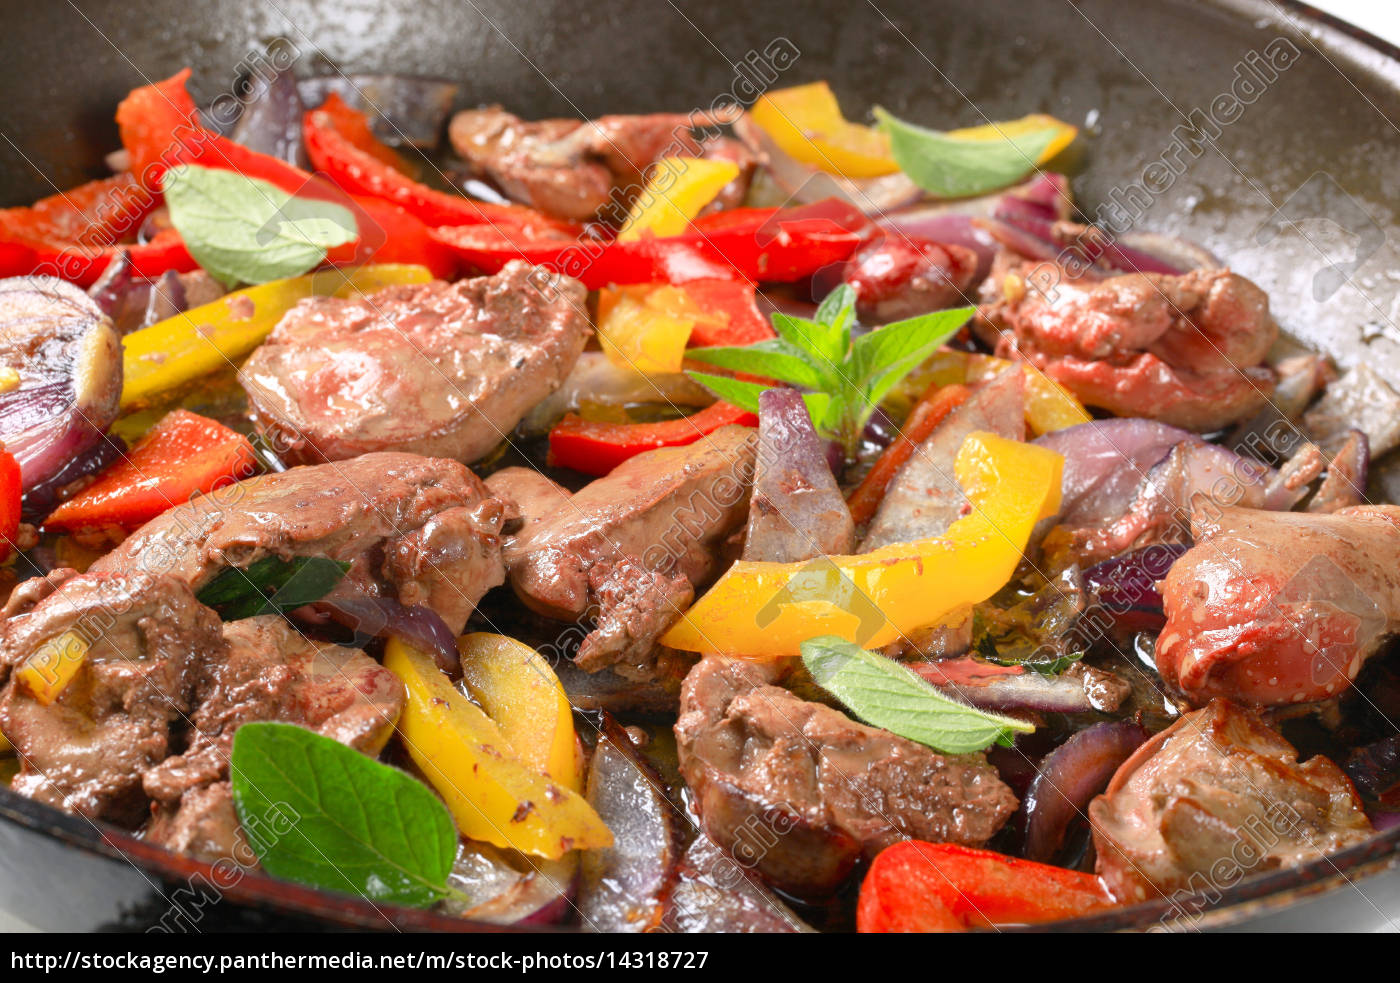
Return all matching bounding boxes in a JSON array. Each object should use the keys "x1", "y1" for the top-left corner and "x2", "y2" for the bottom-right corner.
[
  {"x1": 548, "y1": 400, "x2": 757, "y2": 476},
  {"x1": 303, "y1": 97, "x2": 575, "y2": 237},
  {"x1": 596, "y1": 284, "x2": 698, "y2": 375},
  {"x1": 857, "y1": 841, "x2": 1116, "y2": 932},
  {"x1": 677, "y1": 279, "x2": 774, "y2": 347},
  {"x1": 383, "y1": 638, "x2": 611, "y2": 858},
  {"x1": 310, "y1": 92, "x2": 414, "y2": 175},
  {"x1": 661, "y1": 431, "x2": 1063, "y2": 656},
  {"x1": 16, "y1": 631, "x2": 89, "y2": 707},
  {"x1": 750, "y1": 82, "x2": 899, "y2": 179},
  {"x1": 433, "y1": 204, "x2": 862, "y2": 290},
  {"x1": 0, "y1": 448, "x2": 19, "y2": 562},
  {"x1": 617, "y1": 156, "x2": 741, "y2": 241},
  {"x1": 115, "y1": 67, "x2": 205, "y2": 181},
  {"x1": 0, "y1": 174, "x2": 195, "y2": 286},
  {"x1": 120, "y1": 263, "x2": 432, "y2": 409},
  {"x1": 43, "y1": 410, "x2": 257, "y2": 533},
  {"x1": 457, "y1": 633, "x2": 582, "y2": 793}
]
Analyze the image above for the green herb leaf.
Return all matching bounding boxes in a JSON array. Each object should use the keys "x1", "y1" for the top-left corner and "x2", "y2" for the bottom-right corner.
[
  {"x1": 230, "y1": 722, "x2": 457, "y2": 907},
  {"x1": 686, "y1": 338, "x2": 832, "y2": 391},
  {"x1": 683, "y1": 372, "x2": 772, "y2": 415},
  {"x1": 164, "y1": 164, "x2": 358, "y2": 287},
  {"x1": 854, "y1": 307, "x2": 973, "y2": 409},
  {"x1": 801, "y1": 635, "x2": 1034, "y2": 754},
  {"x1": 197, "y1": 555, "x2": 351, "y2": 621},
  {"x1": 873, "y1": 108, "x2": 1067, "y2": 199},
  {"x1": 771, "y1": 311, "x2": 847, "y2": 369}
]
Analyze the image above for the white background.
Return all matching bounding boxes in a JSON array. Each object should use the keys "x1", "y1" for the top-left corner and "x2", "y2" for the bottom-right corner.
[{"x1": 0, "y1": 0, "x2": 1395, "y2": 936}]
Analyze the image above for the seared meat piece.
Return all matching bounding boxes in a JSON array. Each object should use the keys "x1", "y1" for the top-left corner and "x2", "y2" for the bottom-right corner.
[
  {"x1": 240, "y1": 262, "x2": 589, "y2": 466},
  {"x1": 977, "y1": 253, "x2": 1277, "y2": 431},
  {"x1": 448, "y1": 106, "x2": 746, "y2": 223},
  {"x1": 675, "y1": 657, "x2": 1017, "y2": 900},
  {"x1": 144, "y1": 616, "x2": 405, "y2": 862},
  {"x1": 506, "y1": 426, "x2": 755, "y2": 676},
  {"x1": 485, "y1": 466, "x2": 571, "y2": 536},
  {"x1": 742, "y1": 389, "x2": 854, "y2": 563},
  {"x1": 90, "y1": 452, "x2": 507, "y2": 635},
  {"x1": 145, "y1": 782, "x2": 250, "y2": 866},
  {"x1": 0, "y1": 573, "x2": 223, "y2": 825},
  {"x1": 1156, "y1": 505, "x2": 1400, "y2": 707},
  {"x1": 842, "y1": 236, "x2": 980, "y2": 325},
  {"x1": 861, "y1": 367, "x2": 1025, "y2": 551},
  {"x1": 1090, "y1": 700, "x2": 1372, "y2": 904}
]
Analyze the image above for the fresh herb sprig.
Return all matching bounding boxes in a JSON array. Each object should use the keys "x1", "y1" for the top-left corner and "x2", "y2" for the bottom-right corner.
[
  {"x1": 230, "y1": 722, "x2": 460, "y2": 908},
  {"x1": 686, "y1": 284, "x2": 971, "y2": 459},
  {"x1": 801, "y1": 636, "x2": 1034, "y2": 754}
]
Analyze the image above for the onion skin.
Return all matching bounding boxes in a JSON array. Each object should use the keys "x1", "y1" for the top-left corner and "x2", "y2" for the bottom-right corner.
[
  {"x1": 1022, "y1": 722, "x2": 1149, "y2": 864},
  {"x1": 312, "y1": 590, "x2": 461, "y2": 676},
  {"x1": 0, "y1": 277, "x2": 122, "y2": 494},
  {"x1": 1083, "y1": 543, "x2": 1189, "y2": 635}
]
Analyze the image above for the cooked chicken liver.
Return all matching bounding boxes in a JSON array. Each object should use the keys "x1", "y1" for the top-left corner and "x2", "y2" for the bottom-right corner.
[
  {"x1": 1090, "y1": 700, "x2": 1372, "y2": 904},
  {"x1": 505, "y1": 426, "x2": 755, "y2": 675},
  {"x1": 144, "y1": 616, "x2": 405, "y2": 862},
  {"x1": 240, "y1": 262, "x2": 589, "y2": 466},
  {"x1": 977, "y1": 253, "x2": 1277, "y2": 431},
  {"x1": 675, "y1": 657, "x2": 1017, "y2": 900},
  {"x1": 89, "y1": 452, "x2": 507, "y2": 635},
  {"x1": 0, "y1": 573, "x2": 224, "y2": 824}
]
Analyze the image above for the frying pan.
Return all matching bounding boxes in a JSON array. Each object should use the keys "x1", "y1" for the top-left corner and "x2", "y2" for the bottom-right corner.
[{"x1": 2, "y1": 0, "x2": 1400, "y2": 932}]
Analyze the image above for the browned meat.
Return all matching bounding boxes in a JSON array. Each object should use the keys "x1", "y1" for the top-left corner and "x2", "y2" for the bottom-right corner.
[
  {"x1": 860, "y1": 367, "x2": 1025, "y2": 551},
  {"x1": 90, "y1": 452, "x2": 507, "y2": 635},
  {"x1": 741, "y1": 389, "x2": 854, "y2": 563},
  {"x1": 675, "y1": 657, "x2": 1017, "y2": 900},
  {"x1": 842, "y1": 236, "x2": 980, "y2": 325},
  {"x1": 506, "y1": 426, "x2": 754, "y2": 675},
  {"x1": 240, "y1": 262, "x2": 589, "y2": 466},
  {"x1": 977, "y1": 253, "x2": 1277, "y2": 431},
  {"x1": 144, "y1": 616, "x2": 405, "y2": 862},
  {"x1": 1090, "y1": 700, "x2": 1372, "y2": 904},
  {"x1": 448, "y1": 106, "x2": 746, "y2": 223},
  {"x1": 1156, "y1": 505, "x2": 1400, "y2": 707},
  {"x1": 0, "y1": 573, "x2": 223, "y2": 824},
  {"x1": 484, "y1": 466, "x2": 571, "y2": 536},
  {"x1": 145, "y1": 782, "x2": 250, "y2": 866}
]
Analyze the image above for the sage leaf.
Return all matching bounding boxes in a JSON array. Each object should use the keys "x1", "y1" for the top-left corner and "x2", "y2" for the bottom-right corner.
[
  {"x1": 197, "y1": 555, "x2": 350, "y2": 621},
  {"x1": 801, "y1": 635, "x2": 1034, "y2": 754},
  {"x1": 164, "y1": 164, "x2": 358, "y2": 287},
  {"x1": 874, "y1": 108, "x2": 1068, "y2": 199},
  {"x1": 230, "y1": 722, "x2": 457, "y2": 908}
]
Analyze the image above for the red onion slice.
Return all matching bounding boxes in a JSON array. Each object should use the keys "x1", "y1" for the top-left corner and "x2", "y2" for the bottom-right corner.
[{"x1": 1021, "y1": 721, "x2": 1149, "y2": 863}]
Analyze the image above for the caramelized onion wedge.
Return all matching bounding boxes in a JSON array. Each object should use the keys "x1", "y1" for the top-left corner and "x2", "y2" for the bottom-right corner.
[{"x1": 0, "y1": 277, "x2": 122, "y2": 492}]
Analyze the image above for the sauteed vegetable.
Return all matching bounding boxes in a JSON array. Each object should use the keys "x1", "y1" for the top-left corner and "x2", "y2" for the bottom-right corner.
[{"x1": 1, "y1": 56, "x2": 1396, "y2": 934}]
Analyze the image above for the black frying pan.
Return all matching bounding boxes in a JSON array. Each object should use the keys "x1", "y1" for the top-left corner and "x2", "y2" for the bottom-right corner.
[{"x1": 2, "y1": 0, "x2": 1400, "y2": 931}]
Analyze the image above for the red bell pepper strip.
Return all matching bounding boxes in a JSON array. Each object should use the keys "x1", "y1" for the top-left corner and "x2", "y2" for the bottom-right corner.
[
  {"x1": 433, "y1": 204, "x2": 863, "y2": 290},
  {"x1": 0, "y1": 174, "x2": 195, "y2": 286},
  {"x1": 325, "y1": 194, "x2": 457, "y2": 279},
  {"x1": 43, "y1": 410, "x2": 258, "y2": 533},
  {"x1": 857, "y1": 841, "x2": 1117, "y2": 933},
  {"x1": 679, "y1": 279, "x2": 775, "y2": 347},
  {"x1": 303, "y1": 97, "x2": 575, "y2": 236},
  {"x1": 0, "y1": 448, "x2": 20, "y2": 562},
  {"x1": 548, "y1": 401, "x2": 758, "y2": 476},
  {"x1": 115, "y1": 67, "x2": 204, "y2": 182},
  {"x1": 311, "y1": 93, "x2": 413, "y2": 174}
]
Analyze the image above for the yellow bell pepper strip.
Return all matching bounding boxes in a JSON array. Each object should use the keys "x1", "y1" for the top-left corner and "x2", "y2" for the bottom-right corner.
[
  {"x1": 383, "y1": 638, "x2": 611, "y2": 858},
  {"x1": 16, "y1": 631, "x2": 89, "y2": 706},
  {"x1": 895, "y1": 350, "x2": 1091, "y2": 436},
  {"x1": 457, "y1": 632, "x2": 582, "y2": 793},
  {"x1": 750, "y1": 82, "x2": 900, "y2": 178},
  {"x1": 661, "y1": 431, "x2": 1063, "y2": 656},
  {"x1": 596, "y1": 284, "x2": 698, "y2": 375},
  {"x1": 120, "y1": 263, "x2": 432, "y2": 410},
  {"x1": 617, "y1": 156, "x2": 742, "y2": 241}
]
